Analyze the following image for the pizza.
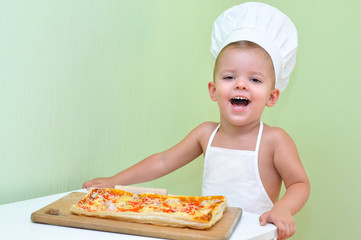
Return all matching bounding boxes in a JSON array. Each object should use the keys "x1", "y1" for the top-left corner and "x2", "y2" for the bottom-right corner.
[{"x1": 70, "y1": 188, "x2": 228, "y2": 229}]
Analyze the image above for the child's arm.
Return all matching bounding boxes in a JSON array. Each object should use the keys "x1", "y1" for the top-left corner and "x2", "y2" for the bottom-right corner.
[
  {"x1": 259, "y1": 128, "x2": 310, "y2": 240},
  {"x1": 83, "y1": 123, "x2": 208, "y2": 189}
]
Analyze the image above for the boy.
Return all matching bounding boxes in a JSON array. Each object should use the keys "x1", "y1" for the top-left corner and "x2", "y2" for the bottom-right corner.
[{"x1": 84, "y1": 3, "x2": 310, "y2": 239}]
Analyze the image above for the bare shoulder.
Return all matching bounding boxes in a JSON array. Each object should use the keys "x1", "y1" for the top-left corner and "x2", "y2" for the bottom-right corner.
[
  {"x1": 192, "y1": 122, "x2": 219, "y2": 150},
  {"x1": 262, "y1": 124, "x2": 295, "y2": 147},
  {"x1": 262, "y1": 124, "x2": 301, "y2": 171},
  {"x1": 196, "y1": 121, "x2": 219, "y2": 132},
  {"x1": 261, "y1": 124, "x2": 300, "y2": 168},
  {"x1": 177, "y1": 122, "x2": 219, "y2": 147},
  {"x1": 196, "y1": 121, "x2": 219, "y2": 138}
]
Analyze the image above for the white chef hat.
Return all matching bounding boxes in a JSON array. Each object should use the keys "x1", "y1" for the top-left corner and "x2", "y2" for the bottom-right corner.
[{"x1": 210, "y1": 2, "x2": 298, "y2": 92}]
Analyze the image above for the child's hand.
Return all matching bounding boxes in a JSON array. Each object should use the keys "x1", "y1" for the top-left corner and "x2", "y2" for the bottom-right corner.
[
  {"x1": 259, "y1": 206, "x2": 295, "y2": 240},
  {"x1": 82, "y1": 177, "x2": 115, "y2": 189}
]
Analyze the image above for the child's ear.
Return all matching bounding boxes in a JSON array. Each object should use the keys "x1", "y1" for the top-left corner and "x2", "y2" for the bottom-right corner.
[
  {"x1": 208, "y1": 81, "x2": 217, "y2": 101},
  {"x1": 266, "y1": 88, "x2": 280, "y2": 107}
]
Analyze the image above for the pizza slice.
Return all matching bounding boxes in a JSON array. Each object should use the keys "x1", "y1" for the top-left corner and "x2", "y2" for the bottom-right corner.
[{"x1": 70, "y1": 188, "x2": 228, "y2": 229}]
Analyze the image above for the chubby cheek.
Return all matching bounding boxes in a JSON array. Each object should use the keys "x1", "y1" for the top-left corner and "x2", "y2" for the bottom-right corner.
[
  {"x1": 215, "y1": 89, "x2": 230, "y2": 106},
  {"x1": 216, "y1": 94, "x2": 233, "y2": 114},
  {"x1": 214, "y1": 82, "x2": 231, "y2": 98}
]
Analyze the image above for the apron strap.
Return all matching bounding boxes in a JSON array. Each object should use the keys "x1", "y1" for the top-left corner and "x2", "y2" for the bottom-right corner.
[
  {"x1": 255, "y1": 122, "x2": 263, "y2": 153},
  {"x1": 205, "y1": 124, "x2": 221, "y2": 157}
]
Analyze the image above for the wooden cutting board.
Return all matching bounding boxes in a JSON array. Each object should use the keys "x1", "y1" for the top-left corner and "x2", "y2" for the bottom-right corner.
[{"x1": 31, "y1": 192, "x2": 242, "y2": 240}]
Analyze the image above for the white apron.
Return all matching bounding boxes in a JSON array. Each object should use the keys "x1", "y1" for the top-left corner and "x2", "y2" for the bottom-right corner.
[{"x1": 202, "y1": 122, "x2": 274, "y2": 214}]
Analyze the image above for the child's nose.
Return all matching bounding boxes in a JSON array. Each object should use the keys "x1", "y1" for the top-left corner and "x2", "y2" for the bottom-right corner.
[{"x1": 234, "y1": 78, "x2": 248, "y2": 90}]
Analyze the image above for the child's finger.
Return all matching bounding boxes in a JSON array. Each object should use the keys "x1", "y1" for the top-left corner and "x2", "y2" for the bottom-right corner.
[
  {"x1": 259, "y1": 211, "x2": 271, "y2": 226},
  {"x1": 278, "y1": 221, "x2": 296, "y2": 240},
  {"x1": 275, "y1": 220, "x2": 286, "y2": 240}
]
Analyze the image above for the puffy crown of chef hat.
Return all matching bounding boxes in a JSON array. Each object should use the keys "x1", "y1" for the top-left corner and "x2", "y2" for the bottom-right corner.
[{"x1": 210, "y1": 2, "x2": 298, "y2": 92}]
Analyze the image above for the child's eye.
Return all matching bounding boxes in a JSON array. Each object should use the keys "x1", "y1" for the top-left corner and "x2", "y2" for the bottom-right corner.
[
  {"x1": 250, "y1": 78, "x2": 261, "y2": 83},
  {"x1": 223, "y1": 76, "x2": 234, "y2": 80}
]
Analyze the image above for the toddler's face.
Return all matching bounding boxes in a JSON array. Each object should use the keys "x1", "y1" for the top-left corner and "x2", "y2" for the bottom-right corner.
[{"x1": 209, "y1": 44, "x2": 279, "y2": 126}]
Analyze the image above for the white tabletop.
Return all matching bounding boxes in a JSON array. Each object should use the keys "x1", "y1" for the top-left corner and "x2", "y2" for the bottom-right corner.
[{"x1": 0, "y1": 189, "x2": 277, "y2": 240}]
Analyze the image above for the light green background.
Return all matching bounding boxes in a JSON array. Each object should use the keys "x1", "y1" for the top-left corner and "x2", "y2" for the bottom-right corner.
[{"x1": 1, "y1": 0, "x2": 360, "y2": 239}]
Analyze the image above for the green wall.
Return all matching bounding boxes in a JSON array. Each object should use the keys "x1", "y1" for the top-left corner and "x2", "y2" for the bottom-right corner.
[{"x1": 1, "y1": 0, "x2": 360, "y2": 239}]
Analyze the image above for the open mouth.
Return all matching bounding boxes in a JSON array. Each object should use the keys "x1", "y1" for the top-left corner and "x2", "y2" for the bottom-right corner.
[{"x1": 230, "y1": 97, "x2": 250, "y2": 110}]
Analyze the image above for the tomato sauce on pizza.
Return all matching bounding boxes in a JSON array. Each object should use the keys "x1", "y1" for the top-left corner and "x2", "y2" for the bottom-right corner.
[{"x1": 70, "y1": 188, "x2": 228, "y2": 229}]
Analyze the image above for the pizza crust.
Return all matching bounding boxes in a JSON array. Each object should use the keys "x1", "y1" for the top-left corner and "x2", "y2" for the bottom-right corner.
[
  {"x1": 70, "y1": 204, "x2": 226, "y2": 229},
  {"x1": 70, "y1": 188, "x2": 228, "y2": 229}
]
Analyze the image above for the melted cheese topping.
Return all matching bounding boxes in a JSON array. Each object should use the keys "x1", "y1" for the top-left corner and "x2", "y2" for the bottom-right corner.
[{"x1": 77, "y1": 188, "x2": 225, "y2": 220}]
